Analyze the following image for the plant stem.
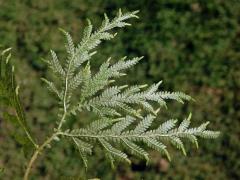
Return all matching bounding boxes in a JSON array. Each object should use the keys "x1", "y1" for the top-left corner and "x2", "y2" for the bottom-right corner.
[
  {"x1": 23, "y1": 133, "x2": 58, "y2": 180},
  {"x1": 25, "y1": 56, "x2": 73, "y2": 178}
]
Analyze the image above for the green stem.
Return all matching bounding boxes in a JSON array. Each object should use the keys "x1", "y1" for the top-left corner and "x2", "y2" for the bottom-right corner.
[
  {"x1": 57, "y1": 52, "x2": 74, "y2": 130},
  {"x1": 25, "y1": 40, "x2": 77, "y2": 179},
  {"x1": 23, "y1": 133, "x2": 58, "y2": 180}
]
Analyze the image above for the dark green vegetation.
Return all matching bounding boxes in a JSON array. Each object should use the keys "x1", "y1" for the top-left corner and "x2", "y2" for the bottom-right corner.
[{"x1": 0, "y1": 0, "x2": 239, "y2": 179}]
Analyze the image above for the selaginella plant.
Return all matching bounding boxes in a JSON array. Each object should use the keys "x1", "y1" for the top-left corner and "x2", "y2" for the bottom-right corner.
[{"x1": 0, "y1": 9, "x2": 220, "y2": 179}]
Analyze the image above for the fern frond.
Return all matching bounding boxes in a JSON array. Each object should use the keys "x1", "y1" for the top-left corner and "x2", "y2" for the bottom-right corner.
[
  {"x1": 60, "y1": 114, "x2": 220, "y2": 166},
  {"x1": 0, "y1": 9, "x2": 220, "y2": 179},
  {"x1": 87, "y1": 118, "x2": 118, "y2": 132},
  {"x1": 60, "y1": 29, "x2": 75, "y2": 56},
  {"x1": 157, "y1": 91, "x2": 192, "y2": 104},
  {"x1": 67, "y1": 9, "x2": 139, "y2": 76},
  {"x1": 134, "y1": 115, "x2": 154, "y2": 134},
  {"x1": 111, "y1": 116, "x2": 135, "y2": 134},
  {"x1": 80, "y1": 57, "x2": 142, "y2": 101},
  {"x1": 72, "y1": 137, "x2": 93, "y2": 169},
  {"x1": 79, "y1": 81, "x2": 191, "y2": 118},
  {"x1": 121, "y1": 138, "x2": 149, "y2": 161},
  {"x1": 49, "y1": 50, "x2": 65, "y2": 76},
  {"x1": 178, "y1": 113, "x2": 191, "y2": 132},
  {"x1": 98, "y1": 138, "x2": 130, "y2": 163},
  {"x1": 157, "y1": 119, "x2": 178, "y2": 133},
  {"x1": 37, "y1": 9, "x2": 220, "y2": 174},
  {"x1": 41, "y1": 78, "x2": 61, "y2": 99},
  {"x1": 42, "y1": 10, "x2": 139, "y2": 130}
]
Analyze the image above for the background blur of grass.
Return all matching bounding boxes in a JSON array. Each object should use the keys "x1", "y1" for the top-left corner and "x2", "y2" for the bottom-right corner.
[{"x1": 0, "y1": 0, "x2": 239, "y2": 179}]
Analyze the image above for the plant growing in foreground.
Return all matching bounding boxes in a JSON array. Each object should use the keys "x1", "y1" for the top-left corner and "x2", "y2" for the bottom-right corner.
[{"x1": 0, "y1": 9, "x2": 220, "y2": 179}]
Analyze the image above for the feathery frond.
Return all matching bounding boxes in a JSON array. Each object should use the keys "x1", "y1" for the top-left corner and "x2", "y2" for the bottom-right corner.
[
  {"x1": 0, "y1": 9, "x2": 220, "y2": 179},
  {"x1": 39, "y1": 9, "x2": 219, "y2": 170},
  {"x1": 78, "y1": 80, "x2": 191, "y2": 117},
  {"x1": 61, "y1": 115, "x2": 220, "y2": 165}
]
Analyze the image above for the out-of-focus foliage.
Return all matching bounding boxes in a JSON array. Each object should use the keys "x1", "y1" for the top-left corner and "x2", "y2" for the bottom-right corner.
[
  {"x1": 0, "y1": 48, "x2": 37, "y2": 156},
  {"x1": 0, "y1": 0, "x2": 239, "y2": 179}
]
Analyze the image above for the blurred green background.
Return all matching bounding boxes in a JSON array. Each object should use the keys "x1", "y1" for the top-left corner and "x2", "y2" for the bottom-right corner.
[{"x1": 0, "y1": 0, "x2": 239, "y2": 179}]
